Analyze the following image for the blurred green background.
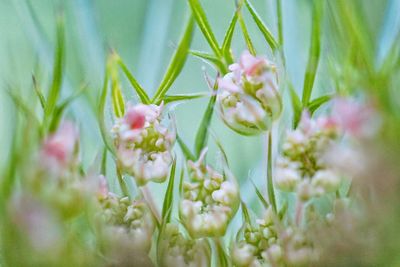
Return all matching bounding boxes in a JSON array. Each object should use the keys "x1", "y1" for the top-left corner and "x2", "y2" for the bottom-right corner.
[{"x1": 0, "y1": 0, "x2": 398, "y2": 212}]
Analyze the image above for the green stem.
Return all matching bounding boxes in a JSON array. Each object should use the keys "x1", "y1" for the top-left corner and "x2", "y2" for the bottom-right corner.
[{"x1": 267, "y1": 130, "x2": 277, "y2": 213}]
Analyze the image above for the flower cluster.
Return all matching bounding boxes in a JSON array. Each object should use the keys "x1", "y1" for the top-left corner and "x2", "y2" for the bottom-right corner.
[
  {"x1": 112, "y1": 103, "x2": 175, "y2": 186},
  {"x1": 97, "y1": 184, "x2": 155, "y2": 253},
  {"x1": 179, "y1": 150, "x2": 239, "y2": 238},
  {"x1": 217, "y1": 51, "x2": 282, "y2": 135},
  {"x1": 158, "y1": 223, "x2": 211, "y2": 267},
  {"x1": 274, "y1": 111, "x2": 341, "y2": 200},
  {"x1": 231, "y1": 207, "x2": 282, "y2": 267}
]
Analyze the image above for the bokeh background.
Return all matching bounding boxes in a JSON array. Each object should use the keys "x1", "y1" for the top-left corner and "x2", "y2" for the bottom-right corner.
[{"x1": 0, "y1": 0, "x2": 399, "y2": 217}]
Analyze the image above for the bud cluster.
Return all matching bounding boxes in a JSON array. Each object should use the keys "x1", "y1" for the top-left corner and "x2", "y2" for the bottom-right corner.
[
  {"x1": 179, "y1": 150, "x2": 239, "y2": 238},
  {"x1": 274, "y1": 111, "x2": 341, "y2": 200},
  {"x1": 158, "y1": 223, "x2": 211, "y2": 267},
  {"x1": 98, "y1": 193, "x2": 155, "y2": 253},
  {"x1": 231, "y1": 208, "x2": 283, "y2": 267},
  {"x1": 112, "y1": 104, "x2": 175, "y2": 186},
  {"x1": 217, "y1": 51, "x2": 282, "y2": 135}
]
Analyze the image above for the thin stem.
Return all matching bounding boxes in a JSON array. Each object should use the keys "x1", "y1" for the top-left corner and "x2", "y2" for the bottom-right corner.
[
  {"x1": 116, "y1": 165, "x2": 130, "y2": 197},
  {"x1": 295, "y1": 198, "x2": 304, "y2": 225},
  {"x1": 266, "y1": 130, "x2": 277, "y2": 213},
  {"x1": 140, "y1": 185, "x2": 161, "y2": 226}
]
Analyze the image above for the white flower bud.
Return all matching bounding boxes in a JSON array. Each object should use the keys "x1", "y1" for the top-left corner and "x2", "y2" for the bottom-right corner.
[
  {"x1": 275, "y1": 168, "x2": 301, "y2": 192},
  {"x1": 113, "y1": 104, "x2": 175, "y2": 186},
  {"x1": 311, "y1": 170, "x2": 340, "y2": 196},
  {"x1": 217, "y1": 51, "x2": 282, "y2": 135}
]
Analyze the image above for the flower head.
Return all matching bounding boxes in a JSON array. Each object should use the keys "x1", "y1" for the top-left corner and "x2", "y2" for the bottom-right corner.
[
  {"x1": 112, "y1": 103, "x2": 175, "y2": 185},
  {"x1": 217, "y1": 51, "x2": 282, "y2": 135},
  {"x1": 179, "y1": 149, "x2": 239, "y2": 238},
  {"x1": 40, "y1": 121, "x2": 79, "y2": 175},
  {"x1": 99, "y1": 193, "x2": 156, "y2": 253},
  {"x1": 275, "y1": 111, "x2": 341, "y2": 200},
  {"x1": 158, "y1": 224, "x2": 211, "y2": 267}
]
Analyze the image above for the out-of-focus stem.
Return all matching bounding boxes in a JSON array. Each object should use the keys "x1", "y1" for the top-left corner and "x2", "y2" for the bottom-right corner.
[
  {"x1": 141, "y1": 185, "x2": 161, "y2": 226},
  {"x1": 295, "y1": 198, "x2": 304, "y2": 225}
]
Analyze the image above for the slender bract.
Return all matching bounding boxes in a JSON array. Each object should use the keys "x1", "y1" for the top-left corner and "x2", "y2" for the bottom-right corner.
[
  {"x1": 152, "y1": 16, "x2": 195, "y2": 103},
  {"x1": 302, "y1": 1, "x2": 323, "y2": 106},
  {"x1": 245, "y1": 0, "x2": 278, "y2": 51}
]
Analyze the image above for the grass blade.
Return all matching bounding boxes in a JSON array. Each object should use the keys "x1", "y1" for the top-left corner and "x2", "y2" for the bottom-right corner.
[
  {"x1": 194, "y1": 83, "x2": 217, "y2": 157},
  {"x1": 241, "y1": 201, "x2": 251, "y2": 224},
  {"x1": 188, "y1": 0, "x2": 222, "y2": 58},
  {"x1": 116, "y1": 55, "x2": 151, "y2": 104},
  {"x1": 308, "y1": 94, "x2": 332, "y2": 114},
  {"x1": 221, "y1": 11, "x2": 238, "y2": 64},
  {"x1": 189, "y1": 50, "x2": 226, "y2": 73},
  {"x1": 152, "y1": 15, "x2": 195, "y2": 103},
  {"x1": 301, "y1": 1, "x2": 323, "y2": 106},
  {"x1": 49, "y1": 84, "x2": 87, "y2": 131},
  {"x1": 108, "y1": 55, "x2": 125, "y2": 118},
  {"x1": 244, "y1": 0, "x2": 278, "y2": 51},
  {"x1": 163, "y1": 92, "x2": 208, "y2": 104},
  {"x1": 266, "y1": 131, "x2": 277, "y2": 213},
  {"x1": 161, "y1": 157, "x2": 177, "y2": 224},
  {"x1": 32, "y1": 75, "x2": 46, "y2": 109},
  {"x1": 289, "y1": 84, "x2": 302, "y2": 129},
  {"x1": 238, "y1": 13, "x2": 256, "y2": 55},
  {"x1": 98, "y1": 71, "x2": 116, "y2": 157},
  {"x1": 250, "y1": 179, "x2": 269, "y2": 209},
  {"x1": 44, "y1": 15, "x2": 65, "y2": 126},
  {"x1": 177, "y1": 134, "x2": 196, "y2": 161}
]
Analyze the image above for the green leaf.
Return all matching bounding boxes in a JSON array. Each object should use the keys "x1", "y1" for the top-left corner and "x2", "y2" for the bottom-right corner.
[
  {"x1": 250, "y1": 179, "x2": 269, "y2": 209},
  {"x1": 211, "y1": 131, "x2": 229, "y2": 167},
  {"x1": 108, "y1": 56, "x2": 125, "y2": 118},
  {"x1": 221, "y1": 11, "x2": 238, "y2": 64},
  {"x1": 32, "y1": 75, "x2": 46, "y2": 110},
  {"x1": 301, "y1": 0, "x2": 323, "y2": 106},
  {"x1": 266, "y1": 131, "x2": 277, "y2": 213},
  {"x1": 49, "y1": 84, "x2": 87, "y2": 132},
  {"x1": 289, "y1": 84, "x2": 302, "y2": 129},
  {"x1": 214, "y1": 238, "x2": 230, "y2": 267},
  {"x1": 98, "y1": 71, "x2": 116, "y2": 157},
  {"x1": 189, "y1": 50, "x2": 226, "y2": 73},
  {"x1": 152, "y1": 16, "x2": 195, "y2": 103},
  {"x1": 194, "y1": 88, "x2": 217, "y2": 157},
  {"x1": 163, "y1": 92, "x2": 208, "y2": 104},
  {"x1": 101, "y1": 147, "x2": 107, "y2": 175},
  {"x1": 177, "y1": 134, "x2": 196, "y2": 161},
  {"x1": 116, "y1": 55, "x2": 151, "y2": 104},
  {"x1": 161, "y1": 158, "x2": 177, "y2": 224},
  {"x1": 244, "y1": 0, "x2": 278, "y2": 51},
  {"x1": 179, "y1": 163, "x2": 185, "y2": 196},
  {"x1": 308, "y1": 94, "x2": 332, "y2": 114},
  {"x1": 241, "y1": 201, "x2": 251, "y2": 224},
  {"x1": 45, "y1": 15, "x2": 65, "y2": 126},
  {"x1": 116, "y1": 166, "x2": 129, "y2": 197},
  {"x1": 7, "y1": 89, "x2": 41, "y2": 128},
  {"x1": 188, "y1": 0, "x2": 222, "y2": 58},
  {"x1": 276, "y1": 0, "x2": 284, "y2": 47},
  {"x1": 278, "y1": 201, "x2": 288, "y2": 220},
  {"x1": 238, "y1": 13, "x2": 256, "y2": 55}
]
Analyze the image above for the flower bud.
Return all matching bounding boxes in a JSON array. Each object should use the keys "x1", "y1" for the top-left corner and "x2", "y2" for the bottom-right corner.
[
  {"x1": 158, "y1": 224, "x2": 211, "y2": 267},
  {"x1": 179, "y1": 150, "x2": 239, "y2": 238},
  {"x1": 217, "y1": 51, "x2": 282, "y2": 135},
  {"x1": 99, "y1": 195, "x2": 155, "y2": 253},
  {"x1": 40, "y1": 121, "x2": 79, "y2": 176},
  {"x1": 112, "y1": 103, "x2": 175, "y2": 186}
]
